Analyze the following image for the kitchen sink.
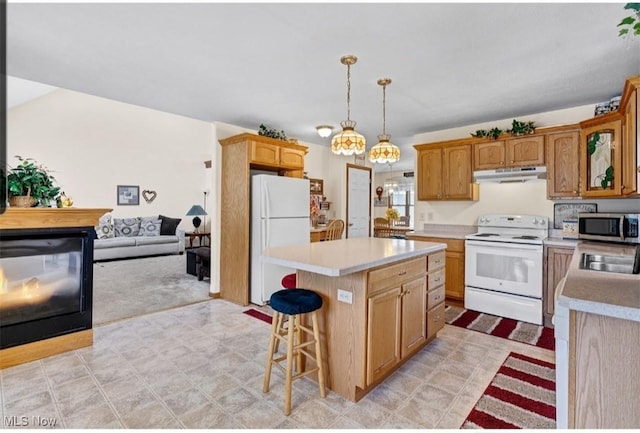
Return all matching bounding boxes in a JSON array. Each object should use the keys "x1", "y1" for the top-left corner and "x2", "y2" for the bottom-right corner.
[{"x1": 579, "y1": 254, "x2": 637, "y2": 274}]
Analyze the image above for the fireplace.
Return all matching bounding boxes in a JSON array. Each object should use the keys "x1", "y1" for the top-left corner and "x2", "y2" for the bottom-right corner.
[
  {"x1": 0, "y1": 208, "x2": 110, "y2": 368},
  {"x1": 0, "y1": 227, "x2": 94, "y2": 349}
]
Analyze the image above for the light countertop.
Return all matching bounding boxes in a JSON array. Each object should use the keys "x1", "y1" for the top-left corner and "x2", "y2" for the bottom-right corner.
[
  {"x1": 544, "y1": 237, "x2": 579, "y2": 248},
  {"x1": 262, "y1": 237, "x2": 446, "y2": 277},
  {"x1": 557, "y1": 241, "x2": 640, "y2": 322},
  {"x1": 407, "y1": 224, "x2": 476, "y2": 240}
]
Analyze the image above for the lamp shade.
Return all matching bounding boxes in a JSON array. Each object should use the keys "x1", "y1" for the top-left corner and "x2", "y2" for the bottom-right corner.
[
  {"x1": 316, "y1": 125, "x2": 334, "y2": 138},
  {"x1": 331, "y1": 121, "x2": 366, "y2": 155},
  {"x1": 186, "y1": 205, "x2": 207, "y2": 216},
  {"x1": 369, "y1": 134, "x2": 400, "y2": 164}
]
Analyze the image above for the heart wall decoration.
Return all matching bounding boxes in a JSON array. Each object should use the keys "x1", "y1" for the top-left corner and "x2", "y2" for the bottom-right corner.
[{"x1": 142, "y1": 190, "x2": 157, "y2": 203}]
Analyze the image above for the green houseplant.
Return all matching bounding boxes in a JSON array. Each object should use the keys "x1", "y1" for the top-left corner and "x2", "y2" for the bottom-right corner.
[{"x1": 6, "y1": 156, "x2": 61, "y2": 207}]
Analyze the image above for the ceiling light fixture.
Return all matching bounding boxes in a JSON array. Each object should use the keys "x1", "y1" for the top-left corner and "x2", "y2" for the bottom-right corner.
[
  {"x1": 316, "y1": 125, "x2": 334, "y2": 138},
  {"x1": 331, "y1": 55, "x2": 366, "y2": 155},
  {"x1": 369, "y1": 78, "x2": 400, "y2": 164}
]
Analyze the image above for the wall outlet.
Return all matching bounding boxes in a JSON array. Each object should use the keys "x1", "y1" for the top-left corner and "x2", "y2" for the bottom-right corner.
[{"x1": 337, "y1": 289, "x2": 353, "y2": 304}]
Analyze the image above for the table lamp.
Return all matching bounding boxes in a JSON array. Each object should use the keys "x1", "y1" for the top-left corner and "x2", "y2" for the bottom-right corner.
[{"x1": 186, "y1": 204, "x2": 207, "y2": 233}]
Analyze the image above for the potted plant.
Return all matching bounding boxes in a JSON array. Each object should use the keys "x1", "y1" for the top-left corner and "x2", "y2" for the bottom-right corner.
[{"x1": 6, "y1": 156, "x2": 61, "y2": 207}]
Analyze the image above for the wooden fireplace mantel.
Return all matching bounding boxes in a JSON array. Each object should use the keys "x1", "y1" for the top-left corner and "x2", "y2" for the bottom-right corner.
[
  {"x1": 0, "y1": 208, "x2": 112, "y2": 230},
  {"x1": 0, "y1": 207, "x2": 111, "y2": 369}
]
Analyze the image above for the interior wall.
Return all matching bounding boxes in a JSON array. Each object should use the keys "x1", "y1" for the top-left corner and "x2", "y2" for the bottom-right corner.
[
  {"x1": 410, "y1": 104, "x2": 639, "y2": 228},
  {"x1": 7, "y1": 89, "x2": 212, "y2": 222}
]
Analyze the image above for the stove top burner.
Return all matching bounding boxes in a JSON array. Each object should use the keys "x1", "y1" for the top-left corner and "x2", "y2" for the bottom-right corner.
[
  {"x1": 474, "y1": 233, "x2": 500, "y2": 237},
  {"x1": 512, "y1": 235, "x2": 540, "y2": 240}
]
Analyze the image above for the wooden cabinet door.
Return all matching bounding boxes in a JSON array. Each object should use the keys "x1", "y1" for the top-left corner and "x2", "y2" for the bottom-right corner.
[
  {"x1": 400, "y1": 277, "x2": 427, "y2": 358},
  {"x1": 580, "y1": 117, "x2": 623, "y2": 197},
  {"x1": 417, "y1": 147, "x2": 443, "y2": 200},
  {"x1": 366, "y1": 286, "x2": 401, "y2": 385},
  {"x1": 506, "y1": 135, "x2": 545, "y2": 167},
  {"x1": 250, "y1": 141, "x2": 280, "y2": 165},
  {"x1": 545, "y1": 247, "x2": 574, "y2": 318},
  {"x1": 444, "y1": 250, "x2": 465, "y2": 300},
  {"x1": 443, "y1": 144, "x2": 473, "y2": 200},
  {"x1": 546, "y1": 131, "x2": 581, "y2": 198},
  {"x1": 280, "y1": 147, "x2": 305, "y2": 169},
  {"x1": 622, "y1": 89, "x2": 638, "y2": 196},
  {"x1": 473, "y1": 141, "x2": 505, "y2": 170}
]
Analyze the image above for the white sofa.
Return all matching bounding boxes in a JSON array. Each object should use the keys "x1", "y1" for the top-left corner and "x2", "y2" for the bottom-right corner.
[
  {"x1": 93, "y1": 214, "x2": 186, "y2": 261},
  {"x1": 94, "y1": 229, "x2": 185, "y2": 261}
]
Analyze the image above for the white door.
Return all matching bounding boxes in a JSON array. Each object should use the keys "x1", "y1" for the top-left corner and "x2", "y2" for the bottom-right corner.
[{"x1": 347, "y1": 164, "x2": 371, "y2": 238}]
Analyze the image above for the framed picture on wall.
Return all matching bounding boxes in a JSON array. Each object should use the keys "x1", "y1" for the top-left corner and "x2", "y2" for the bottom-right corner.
[
  {"x1": 117, "y1": 185, "x2": 140, "y2": 205},
  {"x1": 374, "y1": 197, "x2": 388, "y2": 207},
  {"x1": 310, "y1": 178, "x2": 323, "y2": 195}
]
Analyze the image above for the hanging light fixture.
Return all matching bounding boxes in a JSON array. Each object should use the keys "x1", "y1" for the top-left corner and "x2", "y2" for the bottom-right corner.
[
  {"x1": 369, "y1": 78, "x2": 400, "y2": 164},
  {"x1": 331, "y1": 55, "x2": 366, "y2": 155}
]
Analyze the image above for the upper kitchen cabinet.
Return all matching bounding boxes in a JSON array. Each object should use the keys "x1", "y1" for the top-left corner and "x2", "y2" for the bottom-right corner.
[
  {"x1": 218, "y1": 133, "x2": 308, "y2": 306},
  {"x1": 621, "y1": 75, "x2": 639, "y2": 197},
  {"x1": 546, "y1": 126, "x2": 581, "y2": 198},
  {"x1": 579, "y1": 113, "x2": 623, "y2": 198},
  {"x1": 415, "y1": 140, "x2": 478, "y2": 201},
  {"x1": 473, "y1": 135, "x2": 544, "y2": 170},
  {"x1": 578, "y1": 75, "x2": 639, "y2": 198}
]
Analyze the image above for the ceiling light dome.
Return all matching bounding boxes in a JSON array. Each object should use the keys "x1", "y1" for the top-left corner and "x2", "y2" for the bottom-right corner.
[{"x1": 331, "y1": 55, "x2": 366, "y2": 155}]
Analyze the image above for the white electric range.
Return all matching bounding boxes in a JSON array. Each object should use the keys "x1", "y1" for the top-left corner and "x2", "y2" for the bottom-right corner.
[{"x1": 464, "y1": 214, "x2": 548, "y2": 325}]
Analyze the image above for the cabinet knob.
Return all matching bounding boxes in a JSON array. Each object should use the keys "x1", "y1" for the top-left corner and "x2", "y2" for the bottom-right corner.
[
  {"x1": 398, "y1": 271, "x2": 407, "y2": 276},
  {"x1": 510, "y1": 160, "x2": 514, "y2": 164},
  {"x1": 500, "y1": 161, "x2": 504, "y2": 165},
  {"x1": 572, "y1": 190, "x2": 577, "y2": 194}
]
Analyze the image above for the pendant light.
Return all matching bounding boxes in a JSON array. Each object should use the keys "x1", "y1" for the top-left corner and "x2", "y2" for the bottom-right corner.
[
  {"x1": 331, "y1": 55, "x2": 366, "y2": 155},
  {"x1": 369, "y1": 78, "x2": 400, "y2": 164}
]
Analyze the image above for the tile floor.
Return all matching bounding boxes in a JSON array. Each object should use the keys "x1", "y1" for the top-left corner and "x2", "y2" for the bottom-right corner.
[{"x1": 0, "y1": 299, "x2": 554, "y2": 429}]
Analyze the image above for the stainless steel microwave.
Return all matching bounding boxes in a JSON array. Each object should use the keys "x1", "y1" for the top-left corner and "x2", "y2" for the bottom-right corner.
[{"x1": 578, "y1": 213, "x2": 640, "y2": 244}]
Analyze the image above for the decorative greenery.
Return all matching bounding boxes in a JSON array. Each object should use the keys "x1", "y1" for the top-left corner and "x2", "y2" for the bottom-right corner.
[
  {"x1": 600, "y1": 165, "x2": 614, "y2": 189},
  {"x1": 587, "y1": 133, "x2": 600, "y2": 156},
  {"x1": 6, "y1": 156, "x2": 61, "y2": 206},
  {"x1": 471, "y1": 127, "x2": 503, "y2": 140},
  {"x1": 258, "y1": 124, "x2": 288, "y2": 141},
  {"x1": 618, "y1": 3, "x2": 640, "y2": 38},
  {"x1": 507, "y1": 119, "x2": 536, "y2": 136}
]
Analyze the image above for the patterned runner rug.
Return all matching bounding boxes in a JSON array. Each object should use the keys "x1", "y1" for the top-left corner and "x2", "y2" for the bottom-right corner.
[
  {"x1": 445, "y1": 305, "x2": 555, "y2": 351},
  {"x1": 463, "y1": 352, "x2": 556, "y2": 429},
  {"x1": 243, "y1": 308, "x2": 273, "y2": 324}
]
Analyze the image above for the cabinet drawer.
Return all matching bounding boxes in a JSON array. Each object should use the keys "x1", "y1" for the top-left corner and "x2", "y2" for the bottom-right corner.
[
  {"x1": 428, "y1": 269, "x2": 445, "y2": 289},
  {"x1": 427, "y1": 285, "x2": 445, "y2": 310},
  {"x1": 427, "y1": 303, "x2": 446, "y2": 341},
  {"x1": 428, "y1": 251, "x2": 446, "y2": 271},
  {"x1": 368, "y1": 257, "x2": 426, "y2": 295}
]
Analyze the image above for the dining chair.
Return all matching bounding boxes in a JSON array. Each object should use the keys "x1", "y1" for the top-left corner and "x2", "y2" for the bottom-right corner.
[
  {"x1": 324, "y1": 219, "x2": 345, "y2": 241},
  {"x1": 374, "y1": 217, "x2": 390, "y2": 227},
  {"x1": 396, "y1": 216, "x2": 410, "y2": 227}
]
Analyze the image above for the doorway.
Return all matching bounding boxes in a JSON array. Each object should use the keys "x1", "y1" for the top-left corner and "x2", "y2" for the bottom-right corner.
[{"x1": 346, "y1": 164, "x2": 372, "y2": 238}]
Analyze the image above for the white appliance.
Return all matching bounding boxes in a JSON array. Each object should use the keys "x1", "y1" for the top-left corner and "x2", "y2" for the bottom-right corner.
[
  {"x1": 464, "y1": 214, "x2": 548, "y2": 325},
  {"x1": 251, "y1": 175, "x2": 310, "y2": 305},
  {"x1": 473, "y1": 166, "x2": 547, "y2": 183}
]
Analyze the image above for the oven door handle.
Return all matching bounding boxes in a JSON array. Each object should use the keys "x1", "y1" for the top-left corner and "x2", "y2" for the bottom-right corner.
[
  {"x1": 465, "y1": 240, "x2": 543, "y2": 251},
  {"x1": 620, "y1": 216, "x2": 625, "y2": 241}
]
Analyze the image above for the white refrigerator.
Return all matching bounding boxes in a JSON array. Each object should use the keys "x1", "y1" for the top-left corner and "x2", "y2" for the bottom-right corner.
[{"x1": 250, "y1": 175, "x2": 310, "y2": 305}]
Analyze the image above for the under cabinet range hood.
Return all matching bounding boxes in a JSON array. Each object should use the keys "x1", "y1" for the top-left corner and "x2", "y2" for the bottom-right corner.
[{"x1": 473, "y1": 166, "x2": 547, "y2": 183}]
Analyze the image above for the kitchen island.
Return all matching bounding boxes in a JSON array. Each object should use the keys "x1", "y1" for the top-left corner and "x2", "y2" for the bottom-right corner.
[
  {"x1": 262, "y1": 237, "x2": 447, "y2": 402},
  {"x1": 555, "y1": 241, "x2": 640, "y2": 428}
]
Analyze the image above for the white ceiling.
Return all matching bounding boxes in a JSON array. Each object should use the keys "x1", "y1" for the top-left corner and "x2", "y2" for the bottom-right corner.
[{"x1": 6, "y1": 2, "x2": 640, "y2": 171}]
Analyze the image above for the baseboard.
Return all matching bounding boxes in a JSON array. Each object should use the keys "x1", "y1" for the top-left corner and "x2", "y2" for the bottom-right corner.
[
  {"x1": 0, "y1": 330, "x2": 93, "y2": 369},
  {"x1": 209, "y1": 292, "x2": 221, "y2": 299}
]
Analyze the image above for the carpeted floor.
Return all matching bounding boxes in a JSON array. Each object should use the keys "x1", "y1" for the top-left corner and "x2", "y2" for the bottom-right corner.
[
  {"x1": 93, "y1": 254, "x2": 211, "y2": 326},
  {"x1": 462, "y1": 352, "x2": 556, "y2": 429},
  {"x1": 445, "y1": 305, "x2": 555, "y2": 351}
]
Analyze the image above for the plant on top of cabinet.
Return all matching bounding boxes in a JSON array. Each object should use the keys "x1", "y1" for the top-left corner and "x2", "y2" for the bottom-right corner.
[
  {"x1": 507, "y1": 119, "x2": 537, "y2": 136},
  {"x1": 258, "y1": 124, "x2": 288, "y2": 141},
  {"x1": 471, "y1": 127, "x2": 503, "y2": 140}
]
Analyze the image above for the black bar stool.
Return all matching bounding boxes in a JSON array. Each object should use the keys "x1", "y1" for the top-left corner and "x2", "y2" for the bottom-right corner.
[{"x1": 263, "y1": 288, "x2": 326, "y2": 415}]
